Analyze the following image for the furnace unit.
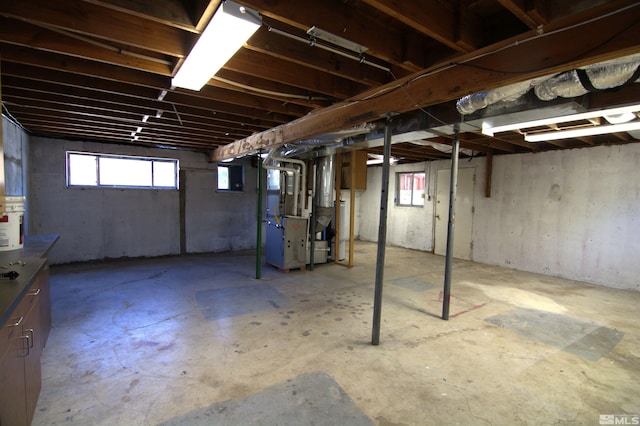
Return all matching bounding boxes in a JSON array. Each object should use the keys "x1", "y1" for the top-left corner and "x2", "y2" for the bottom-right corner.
[{"x1": 265, "y1": 168, "x2": 309, "y2": 271}]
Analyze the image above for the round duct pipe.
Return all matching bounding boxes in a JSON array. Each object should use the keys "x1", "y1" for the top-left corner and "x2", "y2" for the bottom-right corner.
[
  {"x1": 315, "y1": 155, "x2": 335, "y2": 232},
  {"x1": 456, "y1": 53, "x2": 640, "y2": 115},
  {"x1": 535, "y1": 55, "x2": 640, "y2": 101}
]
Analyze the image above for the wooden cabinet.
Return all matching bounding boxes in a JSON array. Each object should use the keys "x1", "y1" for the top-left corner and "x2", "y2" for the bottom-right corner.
[
  {"x1": 340, "y1": 150, "x2": 367, "y2": 190},
  {"x1": 23, "y1": 288, "x2": 42, "y2": 426},
  {"x1": 0, "y1": 265, "x2": 48, "y2": 426},
  {"x1": 0, "y1": 313, "x2": 28, "y2": 426}
]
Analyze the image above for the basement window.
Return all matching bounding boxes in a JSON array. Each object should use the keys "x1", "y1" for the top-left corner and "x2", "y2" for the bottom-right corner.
[
  {"x1": 66, "y1": 151, "x2": 178, "y2": 189},
  {"x1": 217, "y1": 164, "x2": 244, "y2": 191},
  {"x1": 396, "y1": 172, "x2": 425, "y2": 206}
]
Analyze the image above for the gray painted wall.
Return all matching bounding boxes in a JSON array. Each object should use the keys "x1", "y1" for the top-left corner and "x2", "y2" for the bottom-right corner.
[
  {"x1": 185, "y1": 168, "x2": 257, "y2": 253},
  {"x1": 5, "y1": 115, "x2": 639, "y2": 289},
  {"x1": 28, "y1": 136, "x2": 257, "y2": 264},
  {"x1": 357, "y1": 161, "x2": 436, "y2": 252},
  {"x1": 2, "y1": 116, "x2": 27, "y2": 196},
  {"x1": 358, "y1": 143, "x2": 640, "y2": 291},
  {"x1": 2, "y1": 116, "x2": 30, "y2": 234},
  {"x1": 473, "y1": 144, "x2": 640, "y2": 290}
]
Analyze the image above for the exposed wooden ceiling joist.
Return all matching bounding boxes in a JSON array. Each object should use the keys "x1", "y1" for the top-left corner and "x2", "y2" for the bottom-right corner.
[
  {"x1": 0, "y1": 0, "x2": 194, "y2": 58},
  {"x1": 1, "y1": 0, "x2": 638, "y2": 160},
  {"x1": 210, "y1": 5, "x2": 640, "y2": 161}
]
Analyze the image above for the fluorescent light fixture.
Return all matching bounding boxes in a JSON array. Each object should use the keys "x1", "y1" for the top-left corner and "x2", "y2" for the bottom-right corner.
[
  {"x1": 604, "y1": 111, "x2": 636, "y2": 124},
  {"x1": 307, "y1": 26, "x2": 368, "y2": 54},
  {"x1": 525, "y1": 121, "x2": 640, "y2": 142},
  {"x1": 482, "y1": 104, "x2": 640, "y2": 136},
  {"x1": 367, "y1": 154, "x2": 397, "y2": 165},
  {"x1": 172, "y1": 1, "x2": 261, "y2": 91},
  {"x1": 221, "y1": 158, "x2": 235, "y2": 163}
]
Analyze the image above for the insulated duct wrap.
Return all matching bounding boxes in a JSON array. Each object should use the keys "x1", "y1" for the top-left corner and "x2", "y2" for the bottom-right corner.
[
  {"x1": 456, "y1": 79, "x2": 547, "y2": 115},
  {"x1": 534, "y1": 70, "x2": 586, "y2": 100},
  {"x1": 535, "y1": 54, "x2": 640, "y2": 100},
  {"x1": 277, "y1": 123, "x2": 376, "y2": 158},
  {"x1": 457, "y1": 53, "x2": 640, "y2": 114}
]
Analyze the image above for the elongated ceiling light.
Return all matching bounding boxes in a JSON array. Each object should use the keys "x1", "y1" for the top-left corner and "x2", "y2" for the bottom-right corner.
[
  {"x1": 367, "y1": 153, "x2": 398, "y2": 165},
  {"x1": 306, "y1": 26, "x2": 368, "y2": 54},
  {"x1": 482, "y1": 104, "x2": 640, "y2": 136},
  {"x1": 172, "y1": 1, "x2": 261, "y2": 91},
  {"x1": 524, "y1": 121, "x2": 640, "y2": 142}
]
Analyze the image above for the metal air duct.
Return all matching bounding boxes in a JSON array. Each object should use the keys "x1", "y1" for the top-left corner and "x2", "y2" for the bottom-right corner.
[
  {"x1": 314, "y1": 155, "x2": 336, "y2": 232},
  {"x1": 456, "y1": 77, "x2": 552, "y2": 115},
  {"x1": 535, "y1": 54, "x2": 640, "y2": 100},
  {"x1": 456, "y1": 53, "x2": 640, "y2": 115}
]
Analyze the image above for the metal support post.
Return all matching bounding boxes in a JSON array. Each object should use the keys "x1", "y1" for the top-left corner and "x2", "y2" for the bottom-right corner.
[
  {"x1": 442, "y1": 124, "x2": 460, "y2": 320},
  {"x1": 372, "y1": 118, "x2": 392, "y2": 345},
  {"x1": 256, "y1": 155, "x2": 263, "y2": 279},
  {"x1": 309, "y1": 159, "x2": 317, "y2": 270}
]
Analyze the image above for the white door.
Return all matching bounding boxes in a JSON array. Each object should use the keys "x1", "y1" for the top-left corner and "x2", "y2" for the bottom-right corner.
[{"x1": 434, "y1": 168, "x2": 475, "y2": 260}]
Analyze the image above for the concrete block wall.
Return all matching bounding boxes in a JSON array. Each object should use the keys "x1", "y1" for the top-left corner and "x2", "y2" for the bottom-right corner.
[
  {"x1": 27, "y1": 136, "x2": 257, "y2": 264},
  {"x1": 473, "y1": 144, "x2": 640, "y2": 291},
  {"x1": 184, "y1": 168, "x2": 257, "y2": 253},
  {"x1": 358, "y1": 144, "x2": 640, "y2": 291},
  {"x1": 5, "y1": 116, "x2": 639, "y2": 289}
]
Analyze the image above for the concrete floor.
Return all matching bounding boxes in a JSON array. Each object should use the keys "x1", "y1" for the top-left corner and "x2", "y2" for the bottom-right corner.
[{"x1": 32, "y1": 242, "x2": 640, "y2": 425}]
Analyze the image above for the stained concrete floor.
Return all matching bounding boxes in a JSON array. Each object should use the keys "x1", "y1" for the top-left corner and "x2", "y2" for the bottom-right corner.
[{"x1": 32, "y1": 242, "x2": 640, "y2": 425}]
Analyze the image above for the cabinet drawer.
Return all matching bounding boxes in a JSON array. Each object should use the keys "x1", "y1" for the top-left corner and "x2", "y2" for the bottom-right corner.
[
  {"x1": 1, "y1": 283, "x2": 41, "y2": 352},
  {"x1": 1, "y1": 307, "x2": 26, "y2": 350}
]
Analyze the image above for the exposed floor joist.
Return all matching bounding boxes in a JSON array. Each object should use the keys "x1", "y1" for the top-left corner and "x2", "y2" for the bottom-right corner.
[{"x1": 210, "y1": 7, "x2": 640, "y2": 161}]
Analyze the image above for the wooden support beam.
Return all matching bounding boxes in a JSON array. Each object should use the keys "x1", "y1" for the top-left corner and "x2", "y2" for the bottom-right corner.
[
  {"x1": 0, "y1": 0, "x2": 194, "y2": 57},
  {"x1": 225, "y1": 50, "x2": 365, "y2": 100},
  {"x1": 362, "y1": 0, "x2": 476, "y2": 52},
  {"x1": 0, "y1": 42, "x2": 171, "y2": 89},
  {"x1": 245, "y1": 28, "x2": 391, "y2": 88},
  {"x1": 0, "y1": 18, "x2": 173, "y2": 76},
  {"x1": 210, "y1": 7, "x2": 640, "y2": 162},
  {"x1": 498, "y1": 0, "x2": 549, "y2": 28},
  {"x1": 239, "y1": 0, "x2": 424, "y2": 72},
  {"x1": 82, "y1": 0, "x2": 206, "y2": 33}
]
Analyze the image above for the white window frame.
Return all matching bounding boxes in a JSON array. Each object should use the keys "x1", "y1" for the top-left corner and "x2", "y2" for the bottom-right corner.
[
  {"x1": 396, "y1": 171, "x2": 426, "y2": 207},
  {"x1": 66, "y1": 151, "x2": 179, "y2": 189}
]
